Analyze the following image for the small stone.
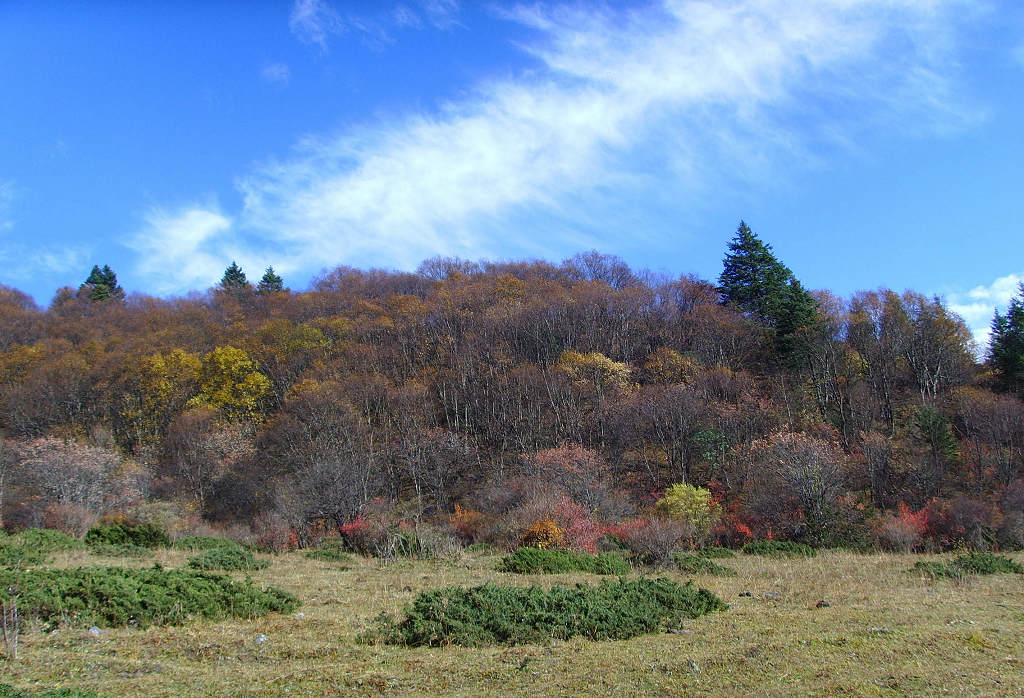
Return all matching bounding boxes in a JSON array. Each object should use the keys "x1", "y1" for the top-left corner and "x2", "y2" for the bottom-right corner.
[
  {"x1": 88, "y1": 626, "x2": 101, "y2": 637},
  {"x1": 738, "y1": 591, "x2": 753, "y2": 597},
  {"x1": 816, "y1": 600, "x2": 831, "y2": 608},
  {"x1": 293, "y1": 612, "x2": 305, "y2": 619},
  {"x1": 870, "y1": 627, "x2": 892, "y2": 634},
  {"x1": 403, "y1": 586, "x2": 413, "y2": 592},
  {"x1": 255, "y1": 634, "x2": 268, "y2": 644},
  {"x1": 762, "y1": 592, "x2": 782, "y2": 600}
]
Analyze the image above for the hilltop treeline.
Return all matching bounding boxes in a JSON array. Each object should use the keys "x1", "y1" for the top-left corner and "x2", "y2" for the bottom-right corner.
[{"x1": 1, "y1": 225, "x2": 1022, "y2": 552}]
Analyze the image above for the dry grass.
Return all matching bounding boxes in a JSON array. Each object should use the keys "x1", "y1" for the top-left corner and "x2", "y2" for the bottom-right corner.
[{"x1": 3, "y1": 547, "x2": 1023, "y2": 696}]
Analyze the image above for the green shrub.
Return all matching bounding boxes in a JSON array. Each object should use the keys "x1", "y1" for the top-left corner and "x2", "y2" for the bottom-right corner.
[
  {"x1": 364, "y1": 577, "x2": 726, "y2": 647},
  {"x1": 0, "y1": 565, "x2": 298, "y2": 629},
  {"x1": 305, "y1": 538, "x2": 353, "y2": 563},
  {"x1": 742, "y1": 540, "x2": 817, "y2": 558},
  {"x1": 0, "y1": 529, "x2": 85, "y2": 568},
  {"x1": 912, "y1": 561, "x2": 964, "y2": 580},
  {"x1": 673, "y1": 553, "x2": 737, "y2": 576},
  {"x1": 697, "y1": 546, "x2": 736, "y2": 559},
  {"x1": 0, "y1": 684, "x2": 100, "y2": 697},
  {"x1": 85, "y1": 523, "x2": 170, "y2": 549},
  {"x1": 172, "y1": 536, "x2": 242, "y2": 552},
  {"x1": 953, "y1": 551, "x2": 1023, "y2": 575},
  {"x1": 497, "y1": 547, "x2": 631, "y2": 575},
  {"x1": 86, "y1": 543, "x2": 154, "y2": 559},
  {"x1": 0, "y1": 543, "x2": 46, "y2": 568},
  {"x1": 187, "y1": 546, "x2": 270, "y2": 571}
]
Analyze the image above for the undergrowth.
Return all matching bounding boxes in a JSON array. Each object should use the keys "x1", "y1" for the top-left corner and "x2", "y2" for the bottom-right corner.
[
  {"x1": 85, "y1": 523, "x2": 170, "y2": 549},
  {"x1": 304, "y1": 538, "x2": 353, "y2": 563},
  {"x1": 913, "y1": 551, "x2": 1023, "y2": 580},
  {"x1": 697, "y1": 546, "x2": 736, "y2": 559},
  {"x1": 496, "y1": 547, "x2": 631, "y2": 575},
  {"x1": 363, "y1": 577, "x2": 726, "y2": 647},
  {"x1": 187, "y1": 546, "x2": 270, "y2": 571},
  {"x1": 742, "y1": 540, "x2": 817, "y2": 558},
  {"x1": 0, "y1": 529, "x2": 85, "y2": 568},
  {"x1": 0, "y1": 565, "x2": 298, "y2": 629},
  {"x1": 672, "y1": 553, "x2": 738, "y2": 576},
  {"x1": 171, "y1": 536, "x2": 242, "y2": 552}
]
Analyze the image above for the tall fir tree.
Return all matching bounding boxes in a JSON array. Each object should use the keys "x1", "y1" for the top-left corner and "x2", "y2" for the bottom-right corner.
[
  {"x1": 219, "y1": 261, "x2": 250, "y2": 292},
  {"x1": 718, "y1": 221, "x2": 818, "y2": 361},
  {"x1": 988, "y1": 282, "x2": 1024, "y2": 393},
  {"x1": 80, "y1": 264, "x2": 125, "y2": 302},
  {"x1": 256, "y1": 266, "x2": 285, "y2": 294}
]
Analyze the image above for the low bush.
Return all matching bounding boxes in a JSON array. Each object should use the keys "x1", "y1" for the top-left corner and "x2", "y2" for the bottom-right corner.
[
  {"x1": 0, "y1": 565, "x2": 299, "y2": 629},
  {"x1": 86, "y1": 543, "x2": 153, "y2": 559},
  {"x1": 187, "y1": 546, "x2": 270, "y2": 571},
  {"x1": 304, "y1": 538, "x2": 353, "y2": 563},
  {"x1": 172, "y1": 536, "x2": 242, "y2": 552},
  {"x1": 912, "y1": 561, "x2": 964, "y2": 580},
  {"x1": 84, "y1": 522, "x2": 170, "y2": 549},
  {"x1": 497, "y1": 547, "x2": 630, "y2": 575},
  {"x1": 951, "y1": 551, "x2": 1023, "y2": 575},
  {"x1": 0, "y1": 529, "x2": 85, "y2": 568},
  {"x1": 363, "y1": 577, "x2": 726, "y2": 646},
  {"x1": 672, "y1": 553, "x2": 737, "y2": 577},
  {"x1": 741, "y1": 540, "x2": 817, "y2": 558},
  {"x1": 697, "y1": 546, "x2": 736, "y2": 559}
]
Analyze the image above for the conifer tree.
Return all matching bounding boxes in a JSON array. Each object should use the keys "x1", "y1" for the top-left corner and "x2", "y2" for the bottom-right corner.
[
  {"x1": 219, "y1": 261, "x2": 250, "y2": 292},
  {"x1": 988, "y1": 282, "x2": 1024, "y2": 393},
  {"x1": 256, "y1": 266, "x2": 285, "y2": 294},
  {"x1": 80, "y1": 264, "x2": 125, "y2": 302}
]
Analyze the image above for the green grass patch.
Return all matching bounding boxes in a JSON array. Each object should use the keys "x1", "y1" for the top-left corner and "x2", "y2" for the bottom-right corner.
[
  {"x1": 742, "y1": 540, "x2": 817, "y2": 558},
  {"x1": 84, "y1": 523, "x2": 170, "y2": 549},
  {"x1": 86, "y1": 543, "x2": 154, "y2": 559},
  {"x1": 171, "y1": 536, "x2": 242, "y2": 552},
  {"x1": 697, "y1": 546, "x2": 737, "y2": 559},
  {"x1": 673, "y1": 552, "x2": 738, "y2": 576},
  {"x1": 304, "y1": 538, "x2": 353, "y2": 563},
  {"x1": 364, "y1": 577, "x2": 726, "y2": 647},
  {"x1": 187, "y1": 546, "x2": 270, "y2": 571},
  {"x1": 0, "y1": 565, "x2": 298, "y2": 629},
  {"x1": 0, "y1": 684, "x2": 99, "y2": 697},
  {"x1": 496, "y1": 547, "x2": 631, "y2": 575}
]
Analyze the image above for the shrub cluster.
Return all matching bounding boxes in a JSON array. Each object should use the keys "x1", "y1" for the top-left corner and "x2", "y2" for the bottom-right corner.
[
  {"x1": 84, "y1": 522, "x2": 170, "y2": 549},
  {"x1": 187, "y1": 546, "x2": 270, "y2": 571},
  {"x1": 304, "y1": 537, "x2": 353, "y2": 563},
  {"x1": 697, "y1": 546, "x2": 737, "y2": 559},
  {"x1": 364, "y1": 577, "x2": 726, "y2": 646},
  {"x1": 914, "y1": 551, "x2": 1024, "y2": 580},
  {"x1": 0, "y1": 565, "x2": 298, "y2": 628},
  {"x1": 0, "y1": 529, "x2": 85, "y2": 568},
  {"x1": 672, "y1": 553, "x2": 737, "y2": 577},
  {"x1": 741, "y1": 540, "x2": 817, "y2": 558},
  {"x1": 497, "y1": 547, "x2": 630, "y2": 575}
]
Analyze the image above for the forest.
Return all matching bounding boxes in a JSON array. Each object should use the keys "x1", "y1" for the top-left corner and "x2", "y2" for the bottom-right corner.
[{"x1": 1, "y1": 223, "x2": 1023, "y2": 557}]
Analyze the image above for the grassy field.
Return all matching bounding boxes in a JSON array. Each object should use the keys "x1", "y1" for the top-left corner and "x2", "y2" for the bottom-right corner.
[{"x1": 3, "y1": 547, "x2": 1023, "y2": 696}]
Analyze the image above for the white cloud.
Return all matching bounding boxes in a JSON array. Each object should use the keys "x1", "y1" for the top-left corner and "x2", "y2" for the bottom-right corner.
[
  {"x1": 0, "y1": 179, "x2": 15, "y2": 231},
  {"x1": 261, "y1": 62, "x2": 291, "y2": 86},
  {"x1": 235, "y1": 0, "x2": 982, "y2": 276},
  {"x1": 948, "y1": 272, "x2": 1024, "y2": 353},
  {"x1": 289, "y1": 0, "x2": 461, "y2": 50},
  {"x1": 130, "y1": 205, "x2": 238, "y2": 294},
  {"x1": 289, "y1": 0, "x2": 343, "y2": 50}
]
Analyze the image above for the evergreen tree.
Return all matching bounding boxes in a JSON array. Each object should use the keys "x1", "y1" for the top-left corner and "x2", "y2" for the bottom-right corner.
[
  {"x1": 256, "y1": 266, "x2": 285, "y2": 294},
  {"x1": 219, "y1": 261, "x2": 250, "y2": 292},
  {"x1": 80, "y1": 264, "x2": 125, "y2": 302},
  {"x1": 988, "y1": 282, "x2": 1024, "y2": 393},
  {"x1": 718, "y1": 221, "x2": 818, "y2": 360}
]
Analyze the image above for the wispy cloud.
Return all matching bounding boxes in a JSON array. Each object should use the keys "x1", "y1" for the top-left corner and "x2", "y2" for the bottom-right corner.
[
  {"x1": 948, "y1": 271, "x2": 1023, "y2": 353},
  {"x1": 261, "y1": 62, "x2": 291, "y2": 86},
  {"x1": 0, "y1": 179, "x2": 15, "y2": 232},
  {"x1": 230, "y1": 0, "x2": 982, "y2": 278},
  {"x1": 289, "y1": 0, "x2": 343, "y2": 51},
  {"x1": 289, "y1": 0, "x2": 460, "y2": 50}
]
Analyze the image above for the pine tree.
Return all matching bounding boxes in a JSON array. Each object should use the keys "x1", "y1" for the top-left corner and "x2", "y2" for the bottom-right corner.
[
  {"x1": 718, "y1": 221, "x2": 818, "y2": 360},
  {"x1": 80, "y1": 264, "x2": 125, "y2": 302},
  {"x1": 988, "y1": 282, "x2": 1024, "y2": 393},
  {"x1": 219, "y1": 262, "x2": 250, "y2": 292},
  {"x1": 256, "y1": 266, "x2": 285, "y2": 294}
]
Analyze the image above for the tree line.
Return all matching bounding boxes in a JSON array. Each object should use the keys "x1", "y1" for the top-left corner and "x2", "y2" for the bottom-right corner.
[{"x1": 0, "y1": 223, "x2": 1022, "y2": 552}]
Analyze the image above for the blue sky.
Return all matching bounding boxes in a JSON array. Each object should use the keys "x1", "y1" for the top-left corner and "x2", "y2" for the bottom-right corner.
[{"x1": 2, "y1": 0, "x2": 1023, "y2": 349}]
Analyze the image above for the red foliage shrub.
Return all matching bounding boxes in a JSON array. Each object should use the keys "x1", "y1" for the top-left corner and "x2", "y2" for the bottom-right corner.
[
  {"x1": 920, "y1": 497, "x2": 1000, "y2": 550},
  {"x1": 449, "y1": 504, "x2": 487, "y2": 543},
  {"x1": 554, "y1": 496, "x2": 601, "y2": 553}
]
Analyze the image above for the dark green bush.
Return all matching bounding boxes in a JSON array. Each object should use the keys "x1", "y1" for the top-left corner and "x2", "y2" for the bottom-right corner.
[
  {"x1": 305, "y1": 538, "x2": 353, "y2": 563},
  {"x1": 742, "y1": 540, "x2": 817, "y2": 558},
  {"x1": 364, "y1": 577, "x2": 726, "y2": 647},
  {"x1": 172, "y1": 536, "x2": 242, "y2": 552},
  {"x1": 697, "y1": 546, "x2": 736, "y2": 559},
  {"x1": 0, "y1": 529, "x2": 85, "y2": 568},
  {"x1": 912, "y1": 561, "x2": 964, "y2": 580},
  {"x1": 85, "y1": 523, "x2": 170, "y2": 549},
  {"x1": 497, "y1": 547, "x2": 631, "y2": 575},
  {"x1": 953, "y1": 551, "x2": 1023, "y2": 575},
  {"x1": 0, "y1": 565, "x2": 298, "y2": 629},
  {"x1": 187, "y1": 546, "x2": 270, "y2": 571},
  {"x1": 673, "y1": 553, "x2": 738, "y2": 576},
  {"x1": 0, "y1": 684, "x2": 99, "y2": 697},
  {"x1": 86, "y1": 543, "x2": 153, "y2": 559}
]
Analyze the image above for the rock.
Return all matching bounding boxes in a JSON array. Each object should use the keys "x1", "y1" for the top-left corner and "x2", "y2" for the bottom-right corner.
[
  {"x1": 870, "y1": 627, "x2": 892, "y2": 634},
  {"x1": 88, "y1": 626, "x2": 101, "y2": 637},
  {"x1": 816, "y1": 600, "x2": 831, "y2": 608},
  {"x1": 293, "y1": 612, "x2": 305, "y2": 619},
  {"x1": 738, "y1": 591, "x2": 753, "y2": 597},
  {"x1": 255, "y1": 634, "x2": 268, "y2": 644},
  {"x1": 762, "y1": 592, "x2": 782, "y2": 600}
]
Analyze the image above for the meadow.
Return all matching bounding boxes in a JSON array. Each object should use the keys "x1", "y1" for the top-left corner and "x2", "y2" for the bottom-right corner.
[{"x1": 2, "y1": 545, "x2": 1023, "y2": 697}]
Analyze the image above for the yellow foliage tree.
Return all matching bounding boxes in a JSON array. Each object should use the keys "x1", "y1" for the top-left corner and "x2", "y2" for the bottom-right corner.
[
  {"x1": 188, "y1": 346, "x2": 271, "y2": 422},
  {"x1": 653, "y1": 483, "x2": 720, "y2": 541}
]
